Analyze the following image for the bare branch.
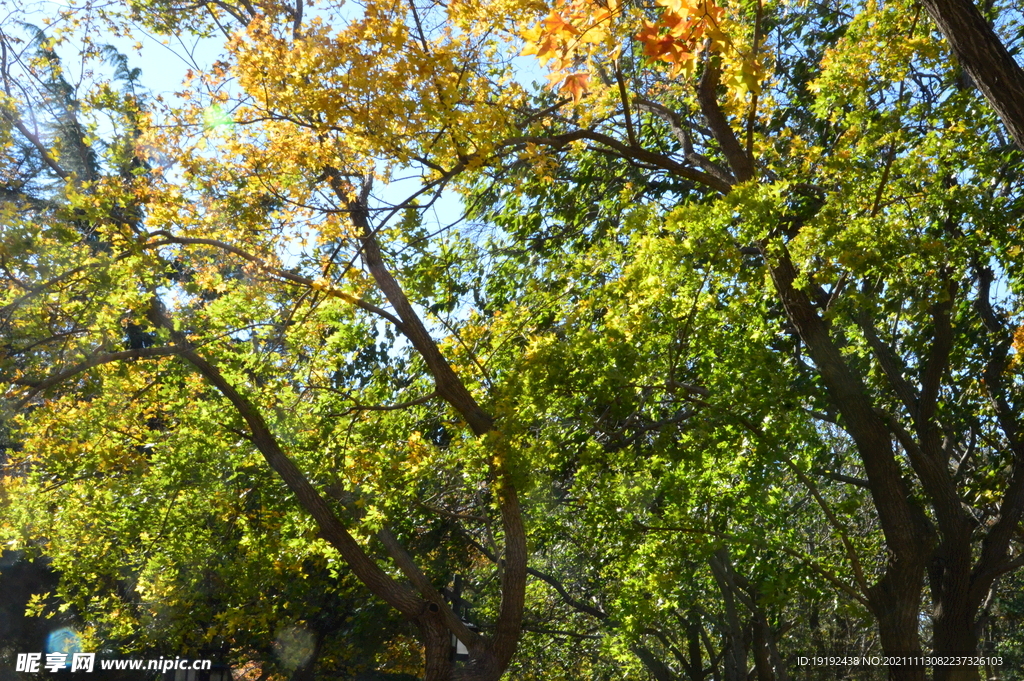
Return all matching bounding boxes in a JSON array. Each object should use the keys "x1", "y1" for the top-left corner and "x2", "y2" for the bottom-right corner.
[
  {"x1": 377, "y1": 526, "x2": 484, "y2": 652},
  {"x1": 613, "y1": 63, "x2": 636, "y2": 149},
  {"x1": 527, "y1": 566, "x2": 608, "y2": 620}
]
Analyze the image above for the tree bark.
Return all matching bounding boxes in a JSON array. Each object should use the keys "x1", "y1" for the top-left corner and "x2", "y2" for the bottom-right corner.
[
  {"x1": 866, "y1": 570, "x2": 928, "y2": 681},
  {"x1": 918, "y1": 0, "x2": 1024, "y2": 151},
  {"x1": 751, "y1": 622, "x2": 774, "y2": 681},
  {"x1": 633, "y1": 645, "x2": 681, "y2": 681},
  {"x1": 338, "y1": 180, "x2": 526, "y2": 680},
  {"x1": 929, "y1": 539, "x2": 983, "y2": 681},
  {"x1": 685, "y1": 610, "x2": 708, "y2": 681}
]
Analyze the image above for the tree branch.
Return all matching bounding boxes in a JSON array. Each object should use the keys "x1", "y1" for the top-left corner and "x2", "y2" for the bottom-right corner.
[
  {"x1": 764, "y1": 244, "x2": 932, "y2": 560},
  {"x1": 613, "y1": 64, "x2": 637, "y2": 149},
  {"x1": 144, "y1": 234, "x2": 407, "y2": 331},
  {"x1": 332, "y1": 176, "x2": 527, "y2": 672},
  {"x1": 855, "y1": 310, "x2": 919, "y2": 418},
  {"x1": 377, "y1": 526, "x2": 483, "y2": 651},
  {"x1": 969, "y1": 264, "x2": 1024, "y2": 603},
  {"x1": 819, "y1": 470, "x2": 871, "y2": 488},
  {"x1": 782, "y1": 459, "x2": 870, "y2": 597},
  {"x1": 918, "y1": 0, "x2": 1024, "y2": 150},
  {"x1": 1, "y1": 109, "x2": 69, "y2": 180},
  {"x1": 634, "y1": 97, "x2": 735, "y2": 186},
  {"x1": 526, "y1": 566, "x2": 608, "y2": 620},
  {"x1": 11, "y1": 346, "x2": 181, "y2": 409},
  {"x1": 499, "y1": 130, "x2": 733, "y2": 194},
  {"x1": 145, "y1": 299, "x2": 427, "y2": 618},
  {"x1": 696, "y1": 59, "x2": 755, "y2": 183}
]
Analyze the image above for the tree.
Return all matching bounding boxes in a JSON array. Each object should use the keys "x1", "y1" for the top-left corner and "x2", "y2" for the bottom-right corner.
[
  {"x1": 1, "y1": 6, "x2": 527, "y2": 679},
  {"x1": 483, "y1": 0, "x2": 1024, "y2": 677},
  {"x1": 3, "y1": 0, "x2": 1024, "y2": 680}
]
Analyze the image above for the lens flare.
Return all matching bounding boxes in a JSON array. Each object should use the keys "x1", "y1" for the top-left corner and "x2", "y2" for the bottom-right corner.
[
  {"x1": 273, "y1": 625, "x2": 315, "y2": 671},
  {"x1": 203, "y1": 104, "x2": 235, "y2": 131},
  {"x1": 46, "y1": 627, "x2": 82, "y2": 654}
]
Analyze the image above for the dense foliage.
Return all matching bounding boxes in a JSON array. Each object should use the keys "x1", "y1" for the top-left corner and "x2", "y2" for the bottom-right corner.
[{"x1": 2, "y1": 0, "x2": 1024, "y2": 679}]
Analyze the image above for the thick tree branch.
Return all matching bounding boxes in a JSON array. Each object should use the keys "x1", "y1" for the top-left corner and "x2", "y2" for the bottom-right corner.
[
  {"x1": 874, "y1": 407, "x2": 961, "y2": 533},
  {"x1": 634, "y1": 97, "x2": 736, "y2": 186},
  {"x1": 331, "y1": 175, "x2": 527, "y2": 675},
  {"x1": 613, "y1": 64, "x2": 637, "y2": 149},
  {"x1": 377, "y1": 526, "x2": 484, "y2": 651},
  {"x1": 146, "y1": 300, "x2": 427, "y2": 618},
  {"x1": 918, "y1": 0, "x2": 1024, "y2": 150},
  {"x1": 631, "y1": 644, "x2": 679, "y2": 681},
  {"x1": 969, "y1": 265, "x2": 1024, "y2": 604},
  {"x1": 764, "y1": 245, "x2": 931, "y2": 558},
  {"x1": 918, "y1": 282, "x2": 955, "y2": 428},
  {"x1": 856, "y1": 310, "x2": 919, "y2": 418},
  {"x1": 499, "y1": 130, "x2": 733, "y2": 194},
  {"x1": 696, "y1": 60, "x2": 755, "y2": 183}
]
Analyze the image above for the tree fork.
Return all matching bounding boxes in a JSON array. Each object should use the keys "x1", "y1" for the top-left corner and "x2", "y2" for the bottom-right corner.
[{"x1": 146, "y1": 300, "x2": 471, "y2": 680}]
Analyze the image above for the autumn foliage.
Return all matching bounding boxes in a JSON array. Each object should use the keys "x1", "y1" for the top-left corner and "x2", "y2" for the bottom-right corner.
[{"x1": 3, "y1": 0, "x2": 1024, "y2": 679}]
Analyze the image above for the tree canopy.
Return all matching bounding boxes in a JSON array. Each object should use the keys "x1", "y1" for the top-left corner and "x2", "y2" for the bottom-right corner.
[{"x1": 2, "y1": 0, "x2": 1024, "y2": 679}]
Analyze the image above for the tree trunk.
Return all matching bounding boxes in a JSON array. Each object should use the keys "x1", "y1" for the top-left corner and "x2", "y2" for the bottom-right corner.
[
  {"x1": 686, "y1": 610, "x2": 708, "y2": 681},
  {"x1": 419, "y1": 614, "x2": 455, "y2": 681},
  {"x1": 867, "y1": 568, "x2": 928, "y2": 681},
  {"x1": 751, "y1": 622, "x2": 774, "y2": 681},
  {"x1": 929, "y1": 540, "x2": 983, "y2": 681},
  {"x1": 709, "y1": 550, "x2": 749, "y2": 681},
  {"x1": 933, "y1": 662, "x2": 982, "y2": 681}
]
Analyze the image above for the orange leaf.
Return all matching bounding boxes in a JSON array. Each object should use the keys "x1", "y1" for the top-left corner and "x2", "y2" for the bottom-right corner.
[
  {"x1": 560, "y1": 72, "x2": 591, "y2": 103},
  {"x1": 543, "y1": 11, "x2": 580, "y2": 39}
]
